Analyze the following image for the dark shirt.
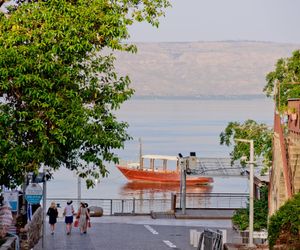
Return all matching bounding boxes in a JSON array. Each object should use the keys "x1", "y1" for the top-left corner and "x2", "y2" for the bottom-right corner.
[{"x1": 47, "y1": 207, "x2": 58, "y2": 224}]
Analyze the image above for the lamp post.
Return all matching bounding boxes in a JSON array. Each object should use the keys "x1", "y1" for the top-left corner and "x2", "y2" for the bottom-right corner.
[
  {"x1": 42, "y1": 166, "x2": 48, "y2": 249},
  {"x1": 178, "y1": 152, "x2": 196, "y2": 215},
  {"x1": 235, "y1": 139, "x2": 255, "y2": 247},
  {"x1": 77, "y1": 176, "x2": 81, "y2": 208},
  {"x1": 178, "y1": 154, "x2": 186, "y2": 214}
]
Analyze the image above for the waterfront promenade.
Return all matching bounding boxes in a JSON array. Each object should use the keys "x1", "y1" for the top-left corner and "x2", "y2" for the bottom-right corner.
[{"x1": 34, "y1": 215, "x2": 236, "y2": 250}]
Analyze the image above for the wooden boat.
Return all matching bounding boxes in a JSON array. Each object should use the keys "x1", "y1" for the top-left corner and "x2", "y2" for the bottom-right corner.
[{"x1": 117, "y1": 154, "x2": 213, "y2": 185}]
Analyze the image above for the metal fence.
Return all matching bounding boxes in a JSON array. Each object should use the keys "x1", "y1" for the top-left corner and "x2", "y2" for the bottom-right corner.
[
  {"x1": 47, "y1": 193, "x2": 248, "y2": 216},
  {"x1": 231, "y1": 230, "x2": 268, "y2": 245},
  {"x1": 197, "y1": 229, "x2": 223, "y2": 250},
  {"x1": 47, "y1": 198, "x2": 172, "y2": 215},
  {"x1": 176, "y1": 193, "x2": 249, "y2": 209}
]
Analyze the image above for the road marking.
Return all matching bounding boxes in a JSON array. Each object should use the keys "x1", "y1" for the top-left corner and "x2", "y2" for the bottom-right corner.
[
  {"x1": 144, "y1": 225, "x2": 158, "y2": 235},
  {"x1": 163, "y1": 240, "x2": 177, "y2": 248}
]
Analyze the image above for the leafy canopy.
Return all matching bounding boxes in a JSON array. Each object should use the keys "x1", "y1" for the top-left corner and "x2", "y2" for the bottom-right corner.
[
  {"x1": 220, "y1": 119, "x2": 273, "y2": 172},
  {"x1": 0, "y1": 0, "x2": 170, "y2": 188},
  {"x1": 264, "y1": 50, "x2": 300, "y2": 112},
  {"x1": 220, "y1": 51, "x2": 300, "y2": 177}
]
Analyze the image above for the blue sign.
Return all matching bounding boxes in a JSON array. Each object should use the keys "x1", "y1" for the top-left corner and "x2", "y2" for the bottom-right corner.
[
  {"x1": 25, "y1": 184, "x2": 43, "y2": 204},
  {"x1": 9, "y1": 201, "x2": 18, "y2": 211},
  {"x1": 4, "y1": 191, "x2": 19, "y2": 212},
  {"x1": 25, "y1": 194, "x2": 43, "y2": 204}
]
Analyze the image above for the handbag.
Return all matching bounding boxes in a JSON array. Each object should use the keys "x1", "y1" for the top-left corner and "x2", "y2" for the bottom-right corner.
[
  {"x1": 88, "y1": 220, "x2": 91, "y2": 228},
  {"x1": 74, "y1": 219, "x2": 79, "y2": 227}
]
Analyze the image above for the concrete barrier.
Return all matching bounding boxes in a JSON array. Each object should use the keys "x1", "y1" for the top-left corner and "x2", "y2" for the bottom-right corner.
[{"x1": 189, "y1": 229, "x2": 202, "y2": 248}]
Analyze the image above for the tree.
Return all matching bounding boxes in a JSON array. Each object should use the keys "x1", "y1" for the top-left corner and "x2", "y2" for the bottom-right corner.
[
  {"x1": 268, "y1": 192, "x2": 300, "y2": 249},
  {"x1": 0, "y1": 0, "x2": 170, "y2": 188},
  {"x1": 232, "y1": 186, "x2": 268, "y2": 231},
  {"x1": 264, "y1": 50, "x2": 300, "y2": 112},
  {"x1": 219, "y1": 119, "x2": 273, "y2": 173}
]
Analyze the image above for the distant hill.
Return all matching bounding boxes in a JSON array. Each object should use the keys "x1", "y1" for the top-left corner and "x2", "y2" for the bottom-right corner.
[{"x1": 114, "y1": 41, "x2": 299, "y2": 97}]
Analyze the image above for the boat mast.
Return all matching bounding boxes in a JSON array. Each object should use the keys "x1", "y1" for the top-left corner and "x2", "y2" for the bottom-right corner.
[{"x1": 139, "y1": 138, "x2": 143, "y2": 169}]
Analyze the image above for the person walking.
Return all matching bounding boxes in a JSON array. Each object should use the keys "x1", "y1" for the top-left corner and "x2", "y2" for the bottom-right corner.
[
  {"x1": 47, "y1": 202, "x2": 58, "y2": 235},
  {"x1": 64, "y1": 200, "x2": 74, "y2": 235},
  {"x1": 85, "y1": 203, "x2": 91, "y2": 230},
  {"x1": 77, "y1": 202, "x2": 90, "y2": 235}
]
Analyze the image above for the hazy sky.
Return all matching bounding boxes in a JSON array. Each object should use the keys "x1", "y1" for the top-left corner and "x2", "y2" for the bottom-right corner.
[{"x1": 129, "y1": 0, "x2": 300, "y2": 43}]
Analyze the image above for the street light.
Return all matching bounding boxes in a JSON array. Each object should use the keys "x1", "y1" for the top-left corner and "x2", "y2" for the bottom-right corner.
[
  {"x1": 178, "y1": 152, "x2": 196, "y2": 215},
  {"x1": 235, "y1": 139, "x2": 255, "y2": 247}
]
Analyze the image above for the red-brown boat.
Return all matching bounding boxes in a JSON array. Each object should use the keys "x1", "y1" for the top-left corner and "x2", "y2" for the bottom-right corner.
[{"x1": 117, "y1": 155, "x2": 213, "y2": 185}]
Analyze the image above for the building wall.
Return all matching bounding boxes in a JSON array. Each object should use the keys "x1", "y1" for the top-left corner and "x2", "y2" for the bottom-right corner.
[
  {"x1": 269, "y1": 99, "x2": 300, "y2": 215},
  {"x1": 269, "y1": 132, "x2": 289, "y2": 215},
  {"x1": 288, "y1": 132, "x2": 300, "y2": 194}
]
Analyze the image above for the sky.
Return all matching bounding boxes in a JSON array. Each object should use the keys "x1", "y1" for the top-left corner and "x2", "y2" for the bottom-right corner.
[{"x1": 128, "y1": 0, "x2": 300, "y2": 44}]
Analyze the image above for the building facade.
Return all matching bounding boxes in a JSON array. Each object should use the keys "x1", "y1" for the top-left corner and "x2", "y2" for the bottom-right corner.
[{"x1": 269, "y1": 98, "x2": 300, "y2": 215}]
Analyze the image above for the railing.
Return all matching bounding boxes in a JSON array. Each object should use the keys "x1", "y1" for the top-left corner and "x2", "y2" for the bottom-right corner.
[
  {"x1": 48, "y1": 193, "x2": 248, "y2": 216},
  {"x1": 198, "y1": 229, "x2": 223, "y2": 250},
  {"x1": 176, "y1": 193, "x2": 249, "y2": 209},
  {"x1": 46, "y1": 198, "x2": 172, "y2": 215}
]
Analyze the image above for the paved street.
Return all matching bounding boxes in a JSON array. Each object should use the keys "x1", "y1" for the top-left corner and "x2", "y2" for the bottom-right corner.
[{"x1": 34, "y1": 216, "x2": 236, "y2": 250}]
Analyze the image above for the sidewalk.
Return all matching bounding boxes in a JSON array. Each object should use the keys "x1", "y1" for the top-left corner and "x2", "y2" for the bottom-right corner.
[
  {"x1": 54, "y1": 214, "x2": 233, "y2": 228},
  {"x1": 175, "y1": 208, "x2": 235, "y2": 219},
  {"x1": 34, "y1": 215, "x2": 235, "y2": 250},
  {"x1": 88, "y1": 214, "x2": 233, "y2": 228}
]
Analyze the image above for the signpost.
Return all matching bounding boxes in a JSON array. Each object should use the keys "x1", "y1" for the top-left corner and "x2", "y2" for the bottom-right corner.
[
  {"x1": 25, "y1": 183, "x2": 43, "y2": 204},
  {"x1": 4, "y1": 190, "x2": 19, "y2": 212},
  {"x1": 253, "y1": 231, "x2": 268, "y2": 239}
]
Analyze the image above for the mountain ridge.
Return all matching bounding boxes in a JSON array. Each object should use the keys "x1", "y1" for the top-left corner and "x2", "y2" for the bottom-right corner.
[{"x1": 114, "y1": 41, "x2": 299, "y2": 97}]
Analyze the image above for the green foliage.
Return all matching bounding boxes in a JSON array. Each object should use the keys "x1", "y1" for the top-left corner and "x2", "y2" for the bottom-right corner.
[
  {"x1": 0, "y1": 0, "x2": 170, "y2": 188},
  {"x1": 264, "y1": 50, "x2": 300, "y2": 112},
  {"x1": 220, "y1": 119, "x2": 273, "y2": 172},
  {"x1": 232, "y1": 186, "x2": 269, "y2": 231},
  {"x1": 268, "y1": 193, "x2": 300, "y2": 249}
]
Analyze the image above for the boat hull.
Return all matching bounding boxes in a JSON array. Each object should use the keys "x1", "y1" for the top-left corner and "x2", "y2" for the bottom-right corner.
[{"x1": 117, "y1": 165, "x2": 213, "y2": 185}]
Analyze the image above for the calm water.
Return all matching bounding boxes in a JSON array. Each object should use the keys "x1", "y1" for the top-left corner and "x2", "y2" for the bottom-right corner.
[{"x1": 47, "y1": 97, "x2": 274, "y2": 200}]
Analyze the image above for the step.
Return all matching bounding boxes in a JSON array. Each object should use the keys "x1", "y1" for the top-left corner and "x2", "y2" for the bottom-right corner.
[{"x1": 150, "y1": 211, "x2": 175, "y2": 219}]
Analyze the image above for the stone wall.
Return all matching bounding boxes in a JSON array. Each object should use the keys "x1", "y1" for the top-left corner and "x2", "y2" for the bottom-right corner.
[
  {"x1": 19, "y1": 207, "x2": 42, "y2": 250},
  {"x1": 287, "y1": 132, "x2": 300, "y2": 194},
  {"x1": 269, "y1": 132, "x2": 289, "y2": 215}
]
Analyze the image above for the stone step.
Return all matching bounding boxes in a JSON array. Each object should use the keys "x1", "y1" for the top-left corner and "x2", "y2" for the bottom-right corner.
[
  {"x1": 288, "y1": 147, "x2": 300, "y2": 153},
  {"x1": 150, "y1": 211, "x2": 175, "y2": 219},
  {"x1": 293, "y1": 177, "x2": 300, "y2": 184},
  {"x1": 288, "y1": 159, "x2": 300, "y2": 165}
]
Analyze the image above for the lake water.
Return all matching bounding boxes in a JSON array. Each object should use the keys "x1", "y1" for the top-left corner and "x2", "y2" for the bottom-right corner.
[{"x1": 47, "y1": 97, "x2": 274, "y2": 200}]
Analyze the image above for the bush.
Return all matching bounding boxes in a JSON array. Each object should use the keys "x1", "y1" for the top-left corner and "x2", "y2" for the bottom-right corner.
[
  {"x1": 268, "y1": 193, "x2": 300, "y2": 249},
  {"x1": 232, "y1": 186, "x2": 268, "y2": 231}
]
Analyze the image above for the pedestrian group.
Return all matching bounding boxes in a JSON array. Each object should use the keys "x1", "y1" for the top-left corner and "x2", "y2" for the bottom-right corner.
[{"x1": 47, "y1": 200, "x2": 91, "y2": 235}]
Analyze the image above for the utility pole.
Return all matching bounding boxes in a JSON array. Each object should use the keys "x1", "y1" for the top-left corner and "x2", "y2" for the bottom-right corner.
[
  {"x1": 179, "y1": 152, "x2": 196, "y2": 215},
  {"x1": 249, "y1": 140, "x2": 254, "y2": 247},
  {"x1": 235, "y1": 139, "x2": 255, "y2": 247},
  {"x1": 181, "y1": 159, "x2": 186, "y2": 215},
  {"x1": 77, "y1": 176, "x2": 81, "y2": 207},
  {"x1": 139, "y1": 138, "x2": 143, "y2": 169},
  {"x1": 42, "y1": 167, "x2": 47, "y2": 249}
]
